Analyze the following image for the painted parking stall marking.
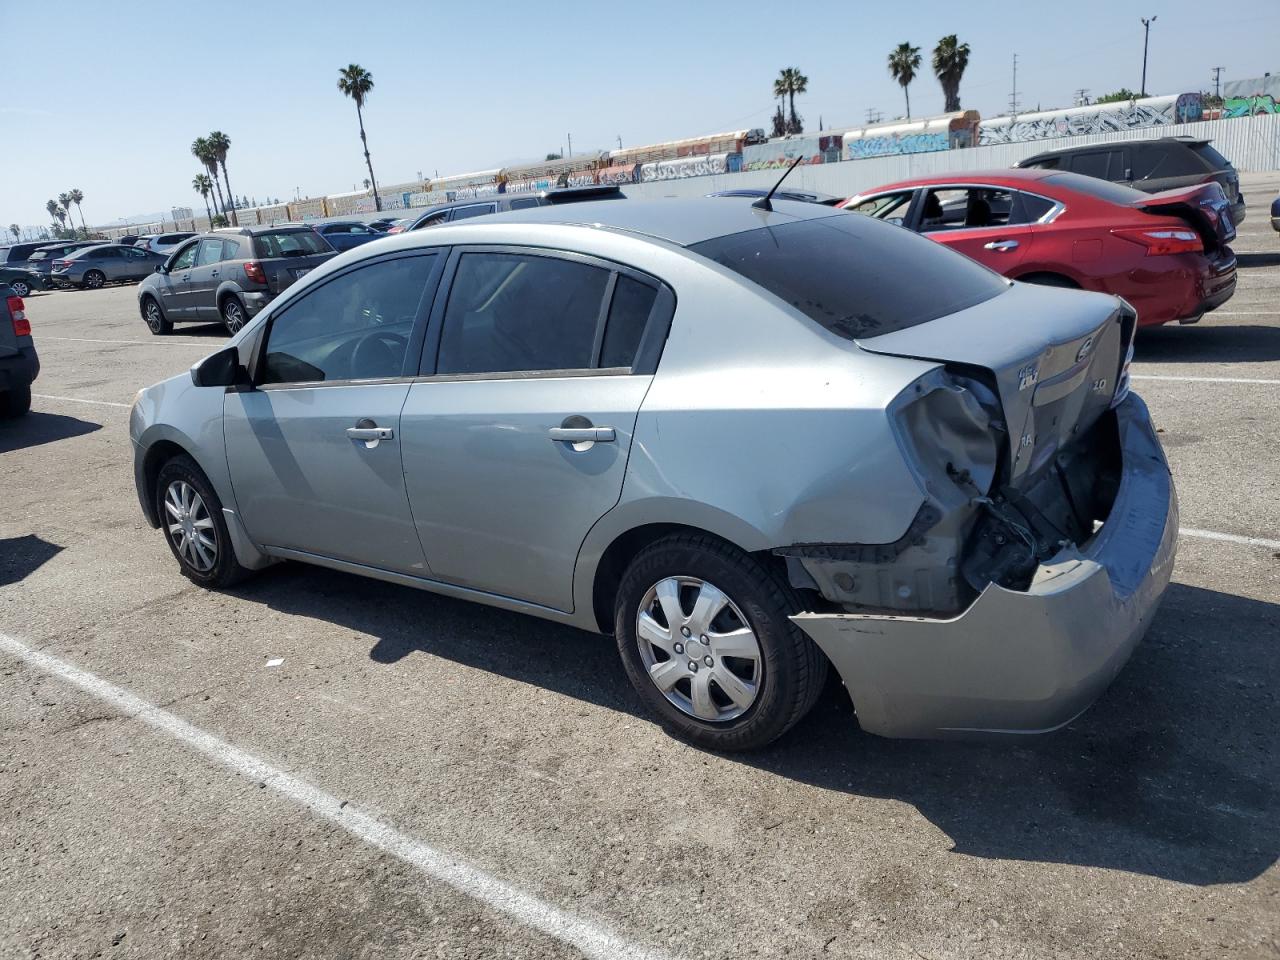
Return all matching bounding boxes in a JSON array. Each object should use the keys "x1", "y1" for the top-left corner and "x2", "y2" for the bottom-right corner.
[{"x1": 0, "y1": 631, "x2": 674, "y2": 960}]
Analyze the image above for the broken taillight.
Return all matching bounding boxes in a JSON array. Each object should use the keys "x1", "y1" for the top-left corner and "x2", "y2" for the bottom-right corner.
[{"x1": 1111, "y1": 226, "x2": 1203, "y2": 256}]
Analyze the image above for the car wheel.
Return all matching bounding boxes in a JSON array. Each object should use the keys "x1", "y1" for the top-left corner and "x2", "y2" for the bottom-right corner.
[
  {"x1": 8, "y1": 279, "x2": 31, "y2": 298},
  {"x1": 0, "y1": 384, "x2": 32, "y2": 417},
  {"x1": 142, "y1": 296, "x2": 172, "y2": 335},
  {"x1": 84, "y1": 270, "x2": 106, "y2": 289},
  {"x1": 155, "y1": 455, "x2": 251, "y2": 589},
  {"x1": 221, "y1": 297, "x2": 247, "y2": 335},
  {"x1": 614, "y1": 533, "x2": 827, "y2": 751}
]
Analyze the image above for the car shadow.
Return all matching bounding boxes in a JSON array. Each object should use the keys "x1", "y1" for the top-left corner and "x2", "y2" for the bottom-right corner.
[
  {"x1": 0, "y1": 411, "x2": 101, "y2": 453},
  {"x1": 238, "y1": 565, "x2": 1277, "y2": 887},
  {"x1": 0, "y1": 534, "x2": 63, "y2": 586},
  {"x1": 1235, "y1": 252, "x2": 1280, "y2": 269},
  {"x1": 1136, "y1": 323, "x2": 1280, "y2": 363},
  {"x1": 171, "y1": 323, "x2": 230, "y2": 338}
]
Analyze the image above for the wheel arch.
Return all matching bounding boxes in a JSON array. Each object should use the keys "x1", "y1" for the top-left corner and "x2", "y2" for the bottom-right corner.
[
  {"x1": 215, "y1": 282, "x2": 247, "y2": 314},
  {"x1": 1011, "y1": 269, "x2": 1082, "y2": 289}
]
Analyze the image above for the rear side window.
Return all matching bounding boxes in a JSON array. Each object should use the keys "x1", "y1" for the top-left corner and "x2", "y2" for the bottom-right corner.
[
  {"x1": 221, "y1": 238, "x2": 241, "y2": 259},
  {"x1": 195, "y1": 239, "x2": 224, "y2": 266},
  {"x1": 690, "y1": 215, "x2": 1006, "y2": 341},
  {"x1": 253, "y1": 230, "x2": 329, "y2": 258},
  {"x1": 509, "y1": 197, "x2": 541, "y2": 210},
  {"x1": 1069, "y1": 150, "x2": 1124, "y2": 180},
  {"x1": 601, "y1": 275, "x2": 658, "y2": 368},
  {"x1": 1042, "y1": 172, "x2": 1149, "y2": 205},
  {"x1": 1132, "y1": 145, "x2": 1209, "y2": 180},
  {"x1": 450, "y1": 204, "x2": 497, "y2": 221},
  {"x1": 436, "y1": 253, "x2": 610, "y2": 374},
  {"x1": 1022, "y1": 155, "x2": 1060, "y2": 170},
  {"x1": 1190, "y1": 143, "x2": 1231, "y2": 170}
]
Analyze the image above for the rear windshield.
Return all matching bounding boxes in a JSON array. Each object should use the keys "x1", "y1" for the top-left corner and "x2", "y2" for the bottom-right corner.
[
  {"x1": 1191, "y1": 143, "x2": 1231, "y2": 170},
  {"x1": 689, "y1": 215, "x2": 1006, "y2": 340},
  {"x1": 1042, "y1": 172, "x2": 1149, "y2": 205},
  {"x1": 252, "y1": 230, "x2": 330, "y2": 258}
]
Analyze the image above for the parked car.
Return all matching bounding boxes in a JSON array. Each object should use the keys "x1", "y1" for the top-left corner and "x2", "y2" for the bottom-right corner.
[
  {"x1": 1271, "y1": 192, "x2": 1280, "y2": 233},
  {"x1": 137, "y1": 225, "x2": 337, "y2": 335},
  {"x1": 384, "y1": 218, "x2": 416, "y2": 234},
  {"x1": 51, "y1": 243, "x2": 167, "y2": 289},
  {"x1": 1015, "y1": 136, "x2": 1246, "y2": 225},
  {"x1": 0, "y1": 284, "x2": 38, "y2": 416},
  {"x1": 708, "y1": 188, "x2": 842, "y2": 205},
  {"x1": 406, "y1": 184, "x2": 625, "y2": 231},
  {"x1": 116, "y1": 235, "x2": 141, "y2": 247},
  {"x1": 367, "y1": 218, "x2": 398, "y2": 232},
  {"x1": 0, "y1": 266, "x2": 44, "y2": 298},
  {"x1": 843, "y1": 169, "x2": 1237, "y2": 327},
  {"x1": 24, "y1": 241, "x2": 104, "y2": 286},
  {"x1": 143, "y1": 232, "x2": 198, "y2": 257},
  {"x1": 0, "y1": 240, "x2": 65, "y2": 269},
  {"x1": 129, "y1": 198, "x2": 1175, "y2": 751},
  {"x1": 314, "y1": 221, "x2": 385, "y2": 251}
]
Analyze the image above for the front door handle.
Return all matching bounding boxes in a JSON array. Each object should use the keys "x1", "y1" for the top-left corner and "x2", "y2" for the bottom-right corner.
[
  {"x1": 210, "y1": 270, "x2": 219, "y2": 278},
  {"x1": 549, "y1": 426, "x2": 615, "y2": 443},
  {"x1": 983, "y1": 239, "x2": 1019, "y2": 251},
  {"x1": 348, "y1": 419, "x2": 394, "y2": 448}
]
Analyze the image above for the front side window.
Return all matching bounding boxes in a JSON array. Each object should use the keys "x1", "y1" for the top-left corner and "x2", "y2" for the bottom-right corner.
[
  {"x1": 1070, "y1": 150, "x2": 1124, "y2": 181},
  {"x1": 436, "y1": 253, "x2": 610, "y2": 375},
  {"x1": 252, "y1": 230, "x2": 329, "y2": 258},
  {"x1": 170, "y1": 243, "x2": 199, "y2": 270},
  {"x1": 260, "y1": 254, "x2": 438, "y2": 385},
  {"x1": 691, "y1": 215, "x2": 1007, "y2": 341}
]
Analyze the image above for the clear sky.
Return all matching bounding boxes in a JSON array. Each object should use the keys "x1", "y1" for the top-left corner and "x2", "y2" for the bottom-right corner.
[{"x1": 1, "y1": 0, "x2": 1276, "y2": 230}]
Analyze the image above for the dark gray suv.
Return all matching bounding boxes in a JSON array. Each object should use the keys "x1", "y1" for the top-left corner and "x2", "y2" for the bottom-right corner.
[
  {"x1": 1016, "y1": 136, "x2": 1246, "y2": 225},
  {"x1": 137, "y1": 226, "x2": 337, "y2": 335}
]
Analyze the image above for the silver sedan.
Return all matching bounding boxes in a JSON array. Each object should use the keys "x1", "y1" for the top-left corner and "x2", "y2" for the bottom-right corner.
[
  {"x1": 129, "y1": 199, "x2": 1177, "y2": 750},
  {"x1": 52, "y1": 243, "x2": 167, "y2": 289}
]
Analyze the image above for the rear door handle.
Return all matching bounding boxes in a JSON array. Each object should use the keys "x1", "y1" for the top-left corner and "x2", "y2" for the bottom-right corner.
[
  {"x1": 983, "y1": 239, "x2": 1019, "y2": 251},
  {"x1": 549, "y1": 426, "x2": 615, "y2": 443}
]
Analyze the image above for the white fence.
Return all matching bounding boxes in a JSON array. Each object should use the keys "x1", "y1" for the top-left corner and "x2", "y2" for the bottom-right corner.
[{"x1": 620, "y1": 113, "x2": 1280, "y2": 201}]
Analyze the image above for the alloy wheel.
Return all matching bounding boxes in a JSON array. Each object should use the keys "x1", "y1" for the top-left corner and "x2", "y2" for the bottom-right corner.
[
  {"x1": 636, "y1": 576, "x2": 763, "y2": 722},
  {"x1": 10, "y1": 280, "x2": 30, "y2": 297},
  {"x1": 223, "y1": 300, "x2": 245, "y2": 334},
  {"x1": 145, "y1": 301, "x2": 164, "y2": 333},
  {"x1": 164, "y1": 480, "x2": 217, "y2": 572},
  {"x1": 85, "y1": 271, "x2": 104, "y2": 289}
]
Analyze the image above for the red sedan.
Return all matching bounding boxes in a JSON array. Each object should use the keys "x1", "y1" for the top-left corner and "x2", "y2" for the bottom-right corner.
[{"x1": 842, "y1": 169, "x2": 1237, "y2": 327}]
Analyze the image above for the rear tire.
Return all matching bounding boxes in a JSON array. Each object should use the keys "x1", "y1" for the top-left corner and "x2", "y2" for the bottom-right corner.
[
  {"x1": 155, "y1": 454, "x2": 251, "y2": 589},
  {"x1": 142, "y1": 296, "x2": 172, "y2": 335},
  {"x1": 221, "y1": 297, "x2": 247, "y2": 335},
  {"x1": 8, "y1": 279, "x2": 31, "y2": 298},
  {"x1": 614, "y1": 533, "x2": 827, "y2": 751},
  {"x1": 84, "y1": 270, "x2": 105, "y2": 290},
  {"x1": 1, "y1": 384, "x2": 32, "y2": 417}
]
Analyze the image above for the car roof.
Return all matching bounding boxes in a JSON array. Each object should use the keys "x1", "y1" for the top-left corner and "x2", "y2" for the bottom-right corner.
[
  {"x1": 852, "y1": 168, "x2": 1059, "y2": 195},
  {"x1": 481, "y1": 196, "x2": 845, "y2": 247},
  {"x1": 210, "y1": 224, "x2": 313, "y2": 236},
  {"x1": 1021, "y1": 136, "x2": 1208, "y2": 160}
]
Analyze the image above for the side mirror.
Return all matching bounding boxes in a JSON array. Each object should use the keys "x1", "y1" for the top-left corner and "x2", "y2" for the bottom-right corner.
[
  {"x1": 191, "y1": 346, "x2": 248, "y2": 388},
  {"x1": 155, "y1": 264, "x2": 165, "y2": 273}
]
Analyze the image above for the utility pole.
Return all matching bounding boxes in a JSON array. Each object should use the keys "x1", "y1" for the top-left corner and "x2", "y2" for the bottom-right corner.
[
  {"x1": 1008, "y1": 53, "x2": 1021, "y2": 116},
  {"x1": 1074, "y1": 88, "x2": 1091, "y2": 107},
  {"x1": 1210, "y1": 66, "x2": 1224, "y2": 98},
  {"x1": 1140, "y1": 15, "x2": 1157, "y2": 97},
  {"x1": 864, "y1": 107, "x2": 883, "y2": 125},
  {"x1": 616, "y1": 135, "x2": 622, "y2": 149},
  {"x1": 566, "y1": 133, "x2": 573, "y2": 158}
]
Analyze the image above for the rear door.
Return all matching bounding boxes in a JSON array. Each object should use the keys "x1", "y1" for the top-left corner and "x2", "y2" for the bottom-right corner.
[
  {"x1": 399, "y1": 248, "x2": 670, "y2": 611},
  {"x1": 224, "y1": 251, "x2": 444, "y2": 572},
  {"x1": 1067, "y1": 148, "x2": 1129, "y2": 184},
  {"x1": 188, "y1": 238, "x2": 226, "y2": 318},
  {"x1": 121, "y1": 246, "x2": 156, "y2": 280},
  {"x1": 157, "y1": 240, "x2": 199, "y2": 318},
  {"x1": 914, "y1": 185, "x2": 1036, "y2": 271}
]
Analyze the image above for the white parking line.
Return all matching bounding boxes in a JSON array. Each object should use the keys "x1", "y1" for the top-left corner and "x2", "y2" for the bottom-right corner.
[
  {"x1": 1179, "y1": 528, "x2": 1280, "y2": 552},
  {"x1": 0, "y1": 632, "x2": 671, "y2": 960},
  {"x1": 1132, "y1": 374, "x2": 1280, "y2": 385},
  {"x1": 33, "y1": 393, "x2": 131, "y2": 409},
  {"x1": 38, "y1": 336, "x2": 211, "y2": 347}
]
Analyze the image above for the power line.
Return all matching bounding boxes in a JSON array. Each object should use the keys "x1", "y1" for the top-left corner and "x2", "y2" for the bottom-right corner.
[{"x1": 1074, "y1": 88, "x2": 1091, "y2": 106}]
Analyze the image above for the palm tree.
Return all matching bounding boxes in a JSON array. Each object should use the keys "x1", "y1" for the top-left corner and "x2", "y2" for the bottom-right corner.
[
  {"x1": 192, "y1": 173, "x2": 215, "y2": 224},
  {"x1": 932, "y1": 35, "x2": 971, "y2": 113},
  {"x1": 8, "y1": 224, "x2": 19, "y2": 241},
  {"x1": 68, "y1": 188, "x2": 87, "y2": 233},
  {"x1": 207, "y1": 131, "x2": 237, "y2": 226},
  {"x1": 58, "y1": 192, "x2": 75, "y2": 235},
  {"x1": 191, "y1": 137, "x2": 225, "y2": 216},
  {"x1": 337, "y1": 64, "x2": 382, "y2": 212},
  {"x1": 887, "y1": 42, "x2": 923, "y2": 119},
  {"x1": 781, "y1": 67, "x2": 808, "y2": 133},
  {"x1": 771, "y1": 71, "x2": 789, "y2": 137},
  {"x1": 46, "y1": 199, "x2": 67, "y2": 235}
]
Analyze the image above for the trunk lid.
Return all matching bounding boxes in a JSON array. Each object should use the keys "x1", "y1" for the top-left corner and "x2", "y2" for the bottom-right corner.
[
  {"x1": 1135, "y1": 182, "x2": 1236, "y2": 248},
  {"x1": 857, "y1": 282, "x2": 1132, "y2": 488},
  {"x1": 263, "y1": 252, "x2": 335, "y2": 296}
]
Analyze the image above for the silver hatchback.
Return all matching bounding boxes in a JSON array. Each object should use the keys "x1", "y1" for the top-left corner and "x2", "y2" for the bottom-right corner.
[
  {"x1": 52, "y1": 243, "x2": 167, "y2": 289},
  {"x1": 129, "y1": 199, "x2": 1177, "y2": 750}
]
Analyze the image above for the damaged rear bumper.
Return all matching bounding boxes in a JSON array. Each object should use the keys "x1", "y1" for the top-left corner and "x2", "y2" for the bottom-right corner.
[{"x1": 790, "y1": 393, "x2": 1177, "y2": 739}]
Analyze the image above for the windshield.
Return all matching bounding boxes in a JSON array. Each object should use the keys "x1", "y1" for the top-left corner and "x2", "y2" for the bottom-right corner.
[
  {"x1": 252, "y1": 230, "x2": 330, "y2": 258},
  {"x1": 689, "y1": 214, "x2": 1007, "y2": 340}
]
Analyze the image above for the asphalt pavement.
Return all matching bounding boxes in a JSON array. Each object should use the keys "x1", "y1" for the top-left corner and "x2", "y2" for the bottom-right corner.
[{"x1": 2, "y1": 173, "x2": 1278, "y2": 960}]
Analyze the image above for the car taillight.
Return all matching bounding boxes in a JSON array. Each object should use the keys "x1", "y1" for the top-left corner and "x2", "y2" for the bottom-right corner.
[
  {"x1": 1111, "y1": 226, "x2": 1203, "y2": 256},
  {"x1": 243, "y1": 261, "x2": 267, "y2": 284},
  {"x1": 8, "y1": 296, "x2": 30, "y2": 336}
]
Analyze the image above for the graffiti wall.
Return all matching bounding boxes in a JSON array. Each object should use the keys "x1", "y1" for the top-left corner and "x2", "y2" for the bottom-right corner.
[
  {"x1": 741, "y1": 135, "x2": 842, "y2": 171},
  {"x1": 640, "y1": 153, "x2": 732, "y2": 182},
  {"x1": 842, "y1": 112, "x2": 978, "y2": 159},
  {"x1": 846, "y1": 131, "x2": 948, "y2": 159},
  {"x1": 1223, "y1": 75, "x2": 1280, "y2": 117},
  {"x1": 978, "y1": 94, "x2": 1202, "y2": 145}
]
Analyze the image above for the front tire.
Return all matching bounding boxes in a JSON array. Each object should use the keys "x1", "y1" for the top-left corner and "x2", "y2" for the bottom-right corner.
[
  {"x1": 614, "y1": 533, "x2": 827, "y2": 751},
  {"x1": 155, "y1": 455, "x2": 251, "y2": 589},
  {"x1": 8, "y1": 279, "x2": 31, "y2": 298},
  {"x1": 84, "y1": 270, "x2": 105, "y2": 290},
  {"x1": 142, "y1": 296, "x2": 172, "y2": 335},
  {"x1": 221, "y1": 297, "x2": 247, "y2": 335}
]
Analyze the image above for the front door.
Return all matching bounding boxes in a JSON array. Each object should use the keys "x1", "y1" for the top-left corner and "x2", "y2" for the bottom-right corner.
[
  {"x1": 158, "y1": 240, "x2": 199, "y2": 318},
  {"x1": 401, "y1": 249, "x2": 666, "y2": 611},
  {"x1": 915, "y1": 185, "x2": 1035, "y2": 272},
  {"x1": 224, "y1": 251, "x2": 443, "y2": 573}
]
